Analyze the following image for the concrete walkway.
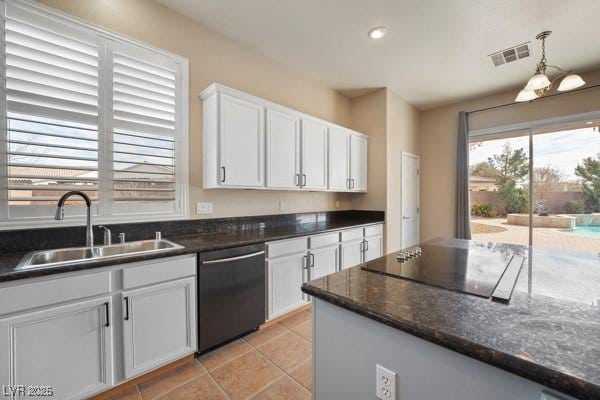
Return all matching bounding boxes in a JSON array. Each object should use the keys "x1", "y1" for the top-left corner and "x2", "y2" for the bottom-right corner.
[{"x1": 471, "y1": 218, "x2": 600, "y2": 254}]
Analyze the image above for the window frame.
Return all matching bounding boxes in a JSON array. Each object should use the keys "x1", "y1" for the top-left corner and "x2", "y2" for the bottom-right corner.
[{"x1": 0, "y1": 0, "x2": 189, "y2": 229}]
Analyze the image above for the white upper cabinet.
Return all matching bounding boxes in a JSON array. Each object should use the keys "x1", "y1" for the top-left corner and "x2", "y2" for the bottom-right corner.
[
  {"x1": 301, "y1": 118, "x2": 329, "y2": 190},
  {"x1": 201, "y1": 83, "x2": 367, "y2": 192},
  {"x1": 328, "y1": 127, "x2": 350, "y2": 191},
  {"x1": 350, "y1": 133, "x2": 368, "y2": 192},
  {"x1": 218, "y1": 93, "x2": 265, "y2": 187},
  {"x1": 266, "y1": 108, "x2": 301, "y2": 189}
]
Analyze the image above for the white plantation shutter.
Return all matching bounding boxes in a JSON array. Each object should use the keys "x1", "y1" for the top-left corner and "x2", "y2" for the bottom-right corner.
[
  {"x1": 0, "y1": 1, "x2": 188, "y2": 225},
  {"x1": 4, "y1": 4, "x2": 100, "y2": 210},
  {"x1": 111, "y1": 45, "x2": 177, "y2": 206}
]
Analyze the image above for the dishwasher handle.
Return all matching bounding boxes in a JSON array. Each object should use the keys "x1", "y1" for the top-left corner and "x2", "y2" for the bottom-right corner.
[{"x1": 201, "y1": 250, "x2": 265, "y2": 265}]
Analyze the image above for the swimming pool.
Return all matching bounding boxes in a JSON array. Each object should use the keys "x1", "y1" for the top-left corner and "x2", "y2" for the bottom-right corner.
[{"x1": 562, "y1": 225, "x2": 600, "y2": 238}]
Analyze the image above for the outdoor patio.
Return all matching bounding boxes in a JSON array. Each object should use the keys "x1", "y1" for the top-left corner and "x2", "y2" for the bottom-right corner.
[{"x1": 471, "y1": 217, "x2": 600, "y2": 253}]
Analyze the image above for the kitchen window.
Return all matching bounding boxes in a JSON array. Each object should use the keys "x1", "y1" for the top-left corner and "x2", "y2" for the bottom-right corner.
[{"x1": 0, "y1": 0, "x2": 189, "y2": 228}]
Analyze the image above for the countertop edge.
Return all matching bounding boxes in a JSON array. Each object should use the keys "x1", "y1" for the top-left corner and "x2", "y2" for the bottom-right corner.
[
  {"x1": 0, "y1": 220, "x2": 384, "y2": 283},
  {"x1": 302, "y1": 282, "x2": 600, "y2": 400}
]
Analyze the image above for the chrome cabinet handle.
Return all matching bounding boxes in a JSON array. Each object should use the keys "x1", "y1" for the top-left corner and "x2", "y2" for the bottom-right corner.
[
  {"x1": 359, "y1": 241, "x2": 364, "y2": 252},
  {"x1": 296, "y1": 174, "x2": 300, "y2": 187},
  {"x1": 123, "y1": 296, "x2": 130, "y2": 321},
  {"x1": 104, "y1": 302, "x2": 110, "y2": 327},
  {"x1": 302, "y1": 174, "x2": 307, "y2": 187},
  {"x1": 303, "y1": 255, "x2": 309, "y2": 270},
  {"x1": 309, "y1": 253, "x2": 315, "y2": 268},
  {"x1": 351, "y1": 179, "x2": 355, "y2": 189},
  {"x1": 364, "y1": 240, "x2": 369, "y2": 251},
  {"x1": 221, "y1": 166, "x2": 226, "y2": 183}
]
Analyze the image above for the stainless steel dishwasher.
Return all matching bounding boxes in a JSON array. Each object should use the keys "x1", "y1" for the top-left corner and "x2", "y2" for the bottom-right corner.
[{"x1": 197, "y1": 243, "x2": 266, "y2": 353}]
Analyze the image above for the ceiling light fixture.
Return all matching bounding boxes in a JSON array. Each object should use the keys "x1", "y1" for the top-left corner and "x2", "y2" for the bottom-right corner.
[
  {"x1": 368, "y1": 26, "x2": 387, "y2": 40},
  {"x1": 515, "y1": 31, "x2": 585, "y2": 102}
]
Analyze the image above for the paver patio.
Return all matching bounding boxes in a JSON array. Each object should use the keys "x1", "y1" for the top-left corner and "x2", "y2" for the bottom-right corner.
[{"x1": 471, "y1": 217, "x2": 600, "y2": 254}]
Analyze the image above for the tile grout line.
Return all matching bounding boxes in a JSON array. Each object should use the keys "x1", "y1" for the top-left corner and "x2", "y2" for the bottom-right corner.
[
  {"x1": 201, "y1": 342, "x2": 254, "y2": 373},
  {"x1": 286, "y1": 355, "x2": 312, "y2": 392},
  {"x1": 204, "y1": 367, "x2": 232, "y2": 400},
  {"x1": 144, "y1": 366, "x2": 208, "y2": 400}
]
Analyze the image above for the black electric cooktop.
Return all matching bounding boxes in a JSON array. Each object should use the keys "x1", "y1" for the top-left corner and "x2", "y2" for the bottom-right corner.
[{"x1": 362, "y1": 238, "x2": 526, "y2": 300}]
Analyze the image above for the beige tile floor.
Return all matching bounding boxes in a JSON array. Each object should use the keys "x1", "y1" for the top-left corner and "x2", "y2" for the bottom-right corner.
[{"x1": 104, "y1": 308, "x2": 312, "y2": 400}]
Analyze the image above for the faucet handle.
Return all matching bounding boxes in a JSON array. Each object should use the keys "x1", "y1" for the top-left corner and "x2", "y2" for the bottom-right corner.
[
  {"x1": 118, "y1": 232, "x2": 126, "y2": 244},
  {"x1": 98, "y1": 226, "x2": 112, "y2": 246}
]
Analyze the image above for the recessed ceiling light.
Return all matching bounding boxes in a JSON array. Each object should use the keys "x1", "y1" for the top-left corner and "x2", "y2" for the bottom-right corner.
[{"x1": 368, "y1": 26, "x2": 387, "y2": 40}]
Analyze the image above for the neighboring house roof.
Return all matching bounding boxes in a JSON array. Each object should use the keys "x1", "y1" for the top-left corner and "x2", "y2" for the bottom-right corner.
[{"x1": 469, "y1": 175, "x2": 497, "y2": 183}]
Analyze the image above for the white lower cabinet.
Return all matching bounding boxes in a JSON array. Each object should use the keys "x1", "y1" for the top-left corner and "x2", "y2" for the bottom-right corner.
[
  {"x1": 0, "y1": 297, "x2": 113, "y2": 400},
  {"x1": 309, "y1": 244, "x2": 338, "y2": 280},
  {"x1": 364, "y1": 234, "x2": 383, "y2": 262},
  {"x1": 268, "y1": 252, "x2": 308, "y2": 319},
  {"x1": 0, "y1": 254, "x2": 197, "y2": 399},
  {"x1": 340, "y1": 239, "x2": 363, "y2": 270},
  {"x1": 122, "y1": 277, "x2": 196, "y2": 379}
]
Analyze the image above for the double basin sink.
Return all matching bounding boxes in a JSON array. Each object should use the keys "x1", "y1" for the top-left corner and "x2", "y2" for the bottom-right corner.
[{"x1": 17, "y1": 239, "x2": 184, "y2": 270}]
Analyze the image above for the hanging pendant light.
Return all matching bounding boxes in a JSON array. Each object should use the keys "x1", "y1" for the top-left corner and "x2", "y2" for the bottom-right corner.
[
  {"x1": 524, "y1": 73, "x2": 551, "y2": 91},
  {"x1": 557, "y1": 74, "x2": 586, "y2": 91},
  {"x1": 515, "y1": 31, "x2": 585, "y2": 102},
  {"x1": 515, "y1": 89, "x2": 539, "y2": 102}
]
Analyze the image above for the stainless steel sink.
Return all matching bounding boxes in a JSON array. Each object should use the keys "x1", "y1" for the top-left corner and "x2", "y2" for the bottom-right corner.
[{"x1": 17, "y1": 239, "x2": 184, "y2": 270}]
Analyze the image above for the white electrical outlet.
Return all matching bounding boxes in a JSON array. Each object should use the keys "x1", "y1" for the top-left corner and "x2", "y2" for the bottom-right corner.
[
  {"x1": 196, "y1": 202, "x2": 213, "y2": 214},
  {"x1": 376, "y1": 364, "x2": 396, "y2": 400}
]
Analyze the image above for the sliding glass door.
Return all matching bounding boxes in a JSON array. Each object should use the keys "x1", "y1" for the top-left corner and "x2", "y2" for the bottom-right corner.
[{"x1": 469, "y1": 121, "x2": 600, "y2": 254}]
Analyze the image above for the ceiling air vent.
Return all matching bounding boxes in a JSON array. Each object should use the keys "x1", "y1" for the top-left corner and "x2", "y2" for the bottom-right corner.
[{"x1": 489, "y1": 42, "x2": 531, "y2": 67}]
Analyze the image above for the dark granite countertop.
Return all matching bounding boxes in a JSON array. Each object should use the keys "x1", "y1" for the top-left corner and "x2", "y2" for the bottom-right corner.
[
  {"x1": 302, "y1": 238, "x2": 600, "y2": 400},
  {"x1": 0, "y1": 211, "x2": 384, "y2": 283}
]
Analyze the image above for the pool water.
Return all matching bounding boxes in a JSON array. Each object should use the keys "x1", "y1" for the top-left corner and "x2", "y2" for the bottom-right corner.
[{"x1": 562, "y1": 225, "x2": 600, "y2": 238}]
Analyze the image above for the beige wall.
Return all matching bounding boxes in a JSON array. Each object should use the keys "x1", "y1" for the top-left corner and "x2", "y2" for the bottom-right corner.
[
  {"x1": 386, "y1": 91, "x2": 419, "y2": 252},
  {"x1": 349, "y1": 89, "x2": 388, "y2": 211},
  {"x1": 419, "y1": 69, "x2": 600, "y2": 241},
  {"x1": 39, "y1": 0, "x2": 354, "y2": 218},
  {"x1": 348, "y1": 89, "x2": 420, "y2": 252}
]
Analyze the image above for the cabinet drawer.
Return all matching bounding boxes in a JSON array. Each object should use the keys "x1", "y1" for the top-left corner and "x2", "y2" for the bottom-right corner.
[
  {"x1": 310, "y1": 232, "x2": 339, "y2": 249},
  {"x1": 267, "y1": 237, "x2": 308, "y2": 259},
  {"x1": 364, "y1": 224, "x2": 383, "y2": 237},
  {"x1": 0, "y1": 271, "x2": 111, "y2": 316},
  {"x1": 340, "y1": 227, "x2": 364, "y2": 242},
  {"x1": 123, "y1": 255, "x2": 196, "y2": 289}
]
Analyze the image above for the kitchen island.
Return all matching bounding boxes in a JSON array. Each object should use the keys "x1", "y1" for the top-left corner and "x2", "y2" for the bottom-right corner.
[{"x1": 302, "y1": 238, "x2": 600, "y2": 400}]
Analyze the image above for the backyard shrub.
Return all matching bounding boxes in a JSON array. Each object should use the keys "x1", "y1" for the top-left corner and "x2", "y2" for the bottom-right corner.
[
  {"x1": 499, "y1": 184, "x2": 528, "y2": 214},
  {"x1": 471, "y1": 203, "x2": 496, "y2": 218},
  {"x1": 563, "y1": 201, "x2": 583, "y2": 214}
]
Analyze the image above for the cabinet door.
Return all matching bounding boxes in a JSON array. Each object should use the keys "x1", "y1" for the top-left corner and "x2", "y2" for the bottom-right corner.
[
  {"x1": 122, "y1": 277, "x2": 196, "y2": 379},
  {"x1": 364, "y1": 235, "x2": 383, "y2": 262},
  {"x1": 0, "y1": 297, "x2": 113, "y2": 400},
  {"x1": 328, "y1": 126, "x2": 350, "y2": 191},
  {"x1": 268, "y1": 252, "x2": 308, "y2": 319},
  {"x1": 309, "y1": 244, "x2": 338, "y2": 280},
  {"x1": 266, "y1": 108, "x2": 300, "y2": 189},
  {"x1": 350, "y1": 134, "x2": 368, "y2": 191},
  {"x1": 341, "y1": 240, "x2": 363, "y2": 269},
  {"x1": 301, "y1": 118, "x2": 328, "y2": 190},
  {"x1": 219, "y1": 93, "x2": 265, "y2": 187}
]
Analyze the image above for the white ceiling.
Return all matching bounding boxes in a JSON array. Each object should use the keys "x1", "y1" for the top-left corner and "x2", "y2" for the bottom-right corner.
[{"x1": 156, "y1": 0, "x2": 600, "y2": 109}]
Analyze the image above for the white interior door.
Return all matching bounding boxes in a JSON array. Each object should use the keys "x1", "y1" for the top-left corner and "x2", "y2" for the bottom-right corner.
[
  {"x1": 266, "y1": 108, "x2": 300, "y2": 189},
  {"x1": 401, "y1": 152, "x2": 420, "y2": 248}
]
